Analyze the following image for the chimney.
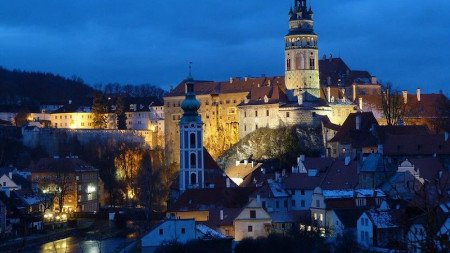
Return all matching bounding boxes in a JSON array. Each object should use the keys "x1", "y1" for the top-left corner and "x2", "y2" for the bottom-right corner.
[
  {"x1": 220, "y1": 210, "x2": 224, "y2": 220},
  {"x1": 9, "y1": 172, "x2": 13, "y2": 179},
  {"x1": 68, "y1": 100, "x2": 72, "y2": 105},
  {"x1": 416, "y1": 88, "x2": 421, "y2": 102},
  {"x1": 356, "y1": 114, "x2": 362, "y2": 130},
  {"x1": 236, "y1": 160, "x2": 240, "y2": 166},
  {"x1": 256, "y1": 194, "x2": 261, "y2": 204},
  {"x1": 326, "y1": 86, "x2": 331, "y2": 103},
  {"x1": 229, "y1": 77, "x2": 233, "y2": 84},
  {"x1": 226, "y1": 178, "x2": 231, "y2": 188},
  {"x1": 300, "y1": 155, "x2": 305, "y2": 162},
  {"x1": 371, "y1": 76, "x2": 377, "y2": 85},
  {"x1": 244, "y1": 77, "x2": 249, "y2": 82},
  {"x1": 327, "y1": 76, "x2": 331, "y2": 86},
  {"x1": 445, "y1": 132, "x2": 449, "y2": 142},
  {"x1": 352, "y1": 84, "x2": 357, "y2": 101},
  {"x1": 358, "y1": 97, "x2": 363, "y2": 111},
  {"x1": 244, "y1": 160, "x2": 248, "y2": 166},
  {"x1": 402, "y1": 90, "x2": 408, "y2": 104},
  {"x1": 378, "y1": 144, "x2": 384, "y2": 154},
  {"x1": 297, "y1": 93, "x2": 303, "y2": 105}
]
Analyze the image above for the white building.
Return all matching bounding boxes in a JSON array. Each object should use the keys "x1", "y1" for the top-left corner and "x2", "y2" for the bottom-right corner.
[
  {"x1": 141, "y1": 219, "x2": 226, "y2": 252},
  {"x1": 233, "y1": 199, "x2": 272, "y2": 241}
]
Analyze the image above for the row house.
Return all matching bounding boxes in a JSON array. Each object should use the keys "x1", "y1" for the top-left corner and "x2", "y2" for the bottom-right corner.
[{"x1": 30, "y1": 157, "x2": 100, "y2": 213}]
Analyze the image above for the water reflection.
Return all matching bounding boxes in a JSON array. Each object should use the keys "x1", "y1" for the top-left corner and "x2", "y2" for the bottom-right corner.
[{"x1": 24, "y1": 236, "x2": 133, "y2": 253}]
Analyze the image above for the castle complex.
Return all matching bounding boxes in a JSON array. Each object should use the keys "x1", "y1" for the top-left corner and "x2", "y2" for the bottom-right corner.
[{"x1": 164, "y1": 0, "x2": 379, "y2": 164}]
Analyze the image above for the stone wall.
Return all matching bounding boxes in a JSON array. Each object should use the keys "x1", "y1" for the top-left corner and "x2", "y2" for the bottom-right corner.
[{"x1": 22, "y1": 128, "x2": 159, "y2": 156}]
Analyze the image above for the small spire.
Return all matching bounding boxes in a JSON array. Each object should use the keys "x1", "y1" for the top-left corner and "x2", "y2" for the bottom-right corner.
[{"x1": 187, "y1": 61, "x2": 193, "y2": 81}]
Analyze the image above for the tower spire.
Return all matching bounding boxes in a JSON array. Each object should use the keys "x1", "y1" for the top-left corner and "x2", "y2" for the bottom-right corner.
[{"x1": 187, "y1": 61, "x2": 193, "y2": 81}]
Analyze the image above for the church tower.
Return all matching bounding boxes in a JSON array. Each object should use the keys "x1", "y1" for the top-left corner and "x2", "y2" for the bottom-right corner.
[
  {"x1": 285, "y1": 0, "x2": 320, "y2": 102},
  {"x1": 179, "y1": 75, "x2": 205, "y2": 192}
]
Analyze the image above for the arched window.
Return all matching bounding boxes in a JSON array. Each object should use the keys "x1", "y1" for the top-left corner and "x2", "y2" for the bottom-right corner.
[
  {"x1": 190, "y1": 133, "x2": 196, "y2": 148},
  {"x1": 190, "y1": 153, "x2": 197, "y2": 168},
  {"x1": 190, "y1": 173, "x2": 197, "y2": 185},
  {"x1": 310, "y1": 57, "x2": 315, "y2": 70},
  {"x1": 286, "y1": 58, "x2": 291, "y2": 71}
]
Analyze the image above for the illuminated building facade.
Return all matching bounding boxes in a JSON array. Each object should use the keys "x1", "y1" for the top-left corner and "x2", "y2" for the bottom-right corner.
[
  {"x1": 30, "y1": 157, "x2": 99, "y2": 213},
  {"x1": 285, "y1": 0, "x2": 320, "y2": 102}
]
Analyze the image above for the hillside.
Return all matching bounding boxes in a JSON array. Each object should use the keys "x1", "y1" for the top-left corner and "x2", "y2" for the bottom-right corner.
[
  {"x1": 217, "y1": 125, "x2": 324, "y2": 170},
  {"x1": 0, "y1": 67, "x2": 96, "y2": 109}
]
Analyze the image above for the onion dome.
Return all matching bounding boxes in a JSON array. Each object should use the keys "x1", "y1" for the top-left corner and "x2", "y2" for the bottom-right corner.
[{"x1": 180, "y1": 79, "x2": 202, "y2": 124}]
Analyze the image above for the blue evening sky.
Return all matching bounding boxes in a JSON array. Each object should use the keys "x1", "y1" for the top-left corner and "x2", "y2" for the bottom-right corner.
[{"x1": 0, "y1": 0, "x2": 449, "y2": 93}]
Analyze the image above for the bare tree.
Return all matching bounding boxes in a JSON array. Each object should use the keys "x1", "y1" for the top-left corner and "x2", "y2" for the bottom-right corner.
[
  {"x1": 380, "y1": 82, "x2": 406, "y2": 126},
  {"x1": 39, "y1": 171, "x2": 73, "y2": 213}
]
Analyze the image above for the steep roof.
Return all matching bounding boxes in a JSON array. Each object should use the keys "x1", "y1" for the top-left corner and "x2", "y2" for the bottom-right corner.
[
  {"x1": 366, "y1": 209, "x2": 404, "y2": 229},
  {"x1": 321, "y1": 159, "x2": 359, "y2": 190},
  {"x1": 285, "y1": 157, "x2": 358, "y2": 190},
  {"x1": 169, "y1": 187, "x2": 256, "y2": 211},
  {"x1": 330, "y1": 112, "x2": 379, "y2": 147},
  {"x1": 383, "y1": 133, "x2": 450, "y2": 156},
  {"x1": 203, "y1": 147, "x2": 236, "y2": 189},
  {"x1": 334, "y1": 209, "x2": 365, "y2": 228},
  {"x1": 29, "y1": 157, "x2": 98, "y2": 173},
  {"x1": 166, "y1": 77, "x2": 285, "y2": 98}
]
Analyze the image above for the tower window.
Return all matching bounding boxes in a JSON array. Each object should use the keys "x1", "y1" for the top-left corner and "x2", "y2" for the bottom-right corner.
[
  {"x1": 310, "y1": 58, "x2": 315, "y2": 70},
  {"x1": 255, "y1": 110, "x2": 258, "y2": 117},
  {"x1": 286, "y1": 112, "x2": 290, "y2": 118},
  {"x1": 190, "y1": 173, "x2": 197, "y2": 185},
  {"x1": 287, "y1": 59, "x2": 291, "y2": 70},
  {"x1": 266, "y1": 110, "x2": 269, "y2": 116},
  {"x1": 190, "y1": 133, "x2": 196, "y2": 148},
  {"x1": 190, "y1": 153, "x2": 197, "y2": 168}
]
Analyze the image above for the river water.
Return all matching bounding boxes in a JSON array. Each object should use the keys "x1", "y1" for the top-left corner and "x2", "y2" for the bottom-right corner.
[{"x1": 21, "y1": 236, "x2": 137, "y2": 253}]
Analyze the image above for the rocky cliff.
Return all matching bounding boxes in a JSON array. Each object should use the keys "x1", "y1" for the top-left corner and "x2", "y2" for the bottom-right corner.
[{"x1": 217, "y1": 125, "x2": 324, "y2": 169}]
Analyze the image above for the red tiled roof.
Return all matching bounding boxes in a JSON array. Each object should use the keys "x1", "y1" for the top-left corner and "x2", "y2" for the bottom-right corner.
[
  {"x1": 166, "y1": 77, "x2": 285, "y2": 97},
  {"x1": 284, "y1": 158, "x2": 358, "y2": 190},
  {"x1": 321, "y1": 160, "x2": 359, "y2": 190},
  {"x1": 330, "y1": 112, "x2": 379, "y2": 147},
  {"x1": 360, "y1": 93, "x2": 448, "y2": 119},
  {"x1": 319, "y1": 58, "x2": 350, "y2": 86},
  {"x1": 383, "y1": 133, "x2": 450, "y2": 156},
  {"x1": 169, "y1": 187, "x2": 257, "y2": 211}
]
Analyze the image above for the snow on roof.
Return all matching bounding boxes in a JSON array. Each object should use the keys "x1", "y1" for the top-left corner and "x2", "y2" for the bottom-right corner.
[
  {"x1": 323, "y1": 190, "x2": 353, "y2": 199},
  {"x1": 23, "y1": 196, "x2": 42, "y2": 206},
  {"x1": 440, "y1": 202, "x2": 450, "y2": 214},
  {"x1": 268, "y1": 180, "x2": 289, "y2": 198},
  {"x1": 323, "y1": 189, "x2": 385, "y2": 199},
  {"x1": 367, "y1": 210, "x2": 399, "y2": 229},
  {"x1": 196, "y1": 224, "x2": 226, "y2": 239}
]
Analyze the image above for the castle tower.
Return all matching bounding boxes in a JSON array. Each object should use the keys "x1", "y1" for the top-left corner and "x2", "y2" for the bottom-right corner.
[
  {"x1": 179, "y1": 75, "x2": 204, "y2": 192},
  {"x1": 285, "y1": 0, "x2": 320, "y2": 102}
]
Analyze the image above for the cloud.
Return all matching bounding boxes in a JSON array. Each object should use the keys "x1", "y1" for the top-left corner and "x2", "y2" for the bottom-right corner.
[{"x1": 0, "y1": 0, "x2": 449, "y2": 93}]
